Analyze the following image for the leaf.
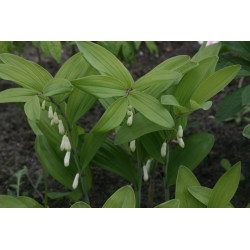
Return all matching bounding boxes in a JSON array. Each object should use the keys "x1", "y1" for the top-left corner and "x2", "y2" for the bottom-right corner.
[
  {"x1": 77, "y1": 41, "x2": 133, "y2": 88},
  {"x1": 188, "y1": 186, "x2": 212, "y2": 206},
  {"x1": 71, "y1": 75, "x2": 127, "y2": 98},
  {"x1": 174, "y1": 56, "x2": 219, "y2": 106},
  {"x1": 35, "y1": 135, "x2": 79, "y2": 190},
  {"x1": 134, "y1": 41, "x2": 141, "y2": 50},
  {"x1": 47, "y1": 192, "x2": 72, "y2": 199},
  {"x1": 122, "y1": 42, "x2": 134, "y2": 64},
  {"x1": 193, "y1": 43, "x2": 221, "y2": 61},
  {"x1": 175, "y1": 166, "x2": 205, "y2": 208},
  {"x1": 17, "y1": 196, "x2": 43, "y2": 208},
  {"x1": 0, "y1": 53, "x2": 53, "y2": 91},
  {"x1": 192, "y1": 65, "x2": 241, "y2": 104},
  {"x1": 161, "y1": 95, "x2": 181, "y2": 106},
  {"x1": 145, "y1": 41, "x2": 158, "y2": 55},
  {"x1": 189, "y1": 100, "x2": 212, "y2": 111},
  {"x1": 150, "y1": 55, "x2": 191, "y2": 73},
  {"x1": 40, "y1": 42, "x2": 50, "y2": 58},
  {"x1": 128, "y1": 91, "x2": 174, "y2": 129},
  {"x1": 242, "y1": 84, "x2": 250, "y2": 105},
  {"x1": 155, "y1": 199, "x2": 180, "y2": 208},
  {"x1": 0, "y1": 195, "x2": 27, "y2": 208},
  {"x1": 55, "y1": 52, "x2": 96, "y2": 80},
  {"x1": 43, "y1": 78, "x2": 73, "y2": 97},
  {"x1": 92, "y1": 139, "x2": 138, "y2": 186},
  {"x1": 24, "y1": 95, "x2": 41, "y2": 121},
  {"x1": 216, "y1": 54, "x2": 250, "y2": 78},
  {"x1": 215, "y1": 87, "x2": 245, "y2": 123},
  {"x1": 114, "y1": 113, "x2": 165, "y2": 145},
  {"x1": 92, "y1": 97, "x2": 128, "y2": 133},
  {"x1": 208, "y1": 162, "x2": 241, "y2": 208},
  {"x1": 80, "y1": 132, "x2": 108, "y2": 170},
  {"x1": 243, "y1": 124, "x2": 250, "y2": 139},
  {"x1": 102, "y1": 186, "x2": 136, "y2": 208},
  {"x1": 167, "y1": 133, "x2": 214, "y2": 186},
  {"x1": 46, "y1": 41, "x2": 62, "y2": 63},
  {"x1": 133, "y1": 70, "x2": 181, "y2": 91},
  {"x1": 70, "y1": 201, "x2": 91, "y2": 208},
  {"x1": 0, "y1": 88, "x2": 37, "y2": 103},
  {"x1": 192, "y1": 41, "x2": 207, "y2": 62},
  {"x1": 67, "y1": 88, "x2": 97, "y2": 124}
]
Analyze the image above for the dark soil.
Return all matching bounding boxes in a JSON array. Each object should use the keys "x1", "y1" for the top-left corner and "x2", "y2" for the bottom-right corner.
[{"x1": 0, "y1": 42, "x2": 249, "y2": 208}]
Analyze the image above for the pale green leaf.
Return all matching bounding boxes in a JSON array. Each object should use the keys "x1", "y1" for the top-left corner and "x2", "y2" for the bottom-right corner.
[
  {"x1": 46, "y1": 41, "x2": 62, "y2": 63},
  {"x1": 0, "y1": 88, "x2": 37, "y2": 103},
  {"x1": 161, "y1": 95, "x2": 181, "y2": 106},
  {"x1": 17, "y1": 196, "x2": 43, "y2": 208},
  {"x1": 0, "y1": 195, "x2": 27, "y2": 208},
  {"x1": 24, "y1": 95, "x2": 41, "y2": 121},
  {"x1": 188, "y1": 186, "x2": 212, "y2": 206},
  {"x1": 155, "y1": 199, "x2": 180, "y2": 208},
  {"x1": 70, "y1": 201, "x2": 91, "y2": 208},
  {"x1": 43, "y1": 78, "x2": 73, "y2": 97}
]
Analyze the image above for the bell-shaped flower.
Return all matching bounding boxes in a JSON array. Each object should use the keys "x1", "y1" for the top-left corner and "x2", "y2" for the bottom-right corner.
[
  {"x1": 143, "y1": 165, "x2": 149, "y2": 182},
  {"x1": 72, "y1": 173, "x2": 80, "y2": 190},
  {"x1": 161, "y1": 142, "x2": 167, "y2": 158},
  {"x1": 58, "y1": 120, "x2": 65, "y2": 135},
  {"x1": 177, "y1": 137, "x2": 185, "y2": 148},
  {"x1": 64, "y1": 151, "x2": 71, "y2": 167},
  {"x1": 48, "y1": 105, "x2": 53, "y2": 119},
  {"x1": 130, "y1": 140, "x2": 136, "y2": 152}
]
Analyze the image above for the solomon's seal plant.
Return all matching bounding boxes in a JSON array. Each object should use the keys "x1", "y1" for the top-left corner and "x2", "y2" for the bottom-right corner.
[{"x1": 0, "y1": 41, "x2": 242, "y2": 208}]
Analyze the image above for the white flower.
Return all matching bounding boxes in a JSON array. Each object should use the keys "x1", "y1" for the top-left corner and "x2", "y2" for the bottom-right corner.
[
  {"x1": 177, "y1": 125, "x2": 183, "y2": 138},
  {"x1": 127, "y1": 113, "x2": 133, "y2": 126},
  {"x1": 143, "y1": 165, "x2": 149, "y2": 182},
  {"x1": 60, "y1": 135, "x2": 71, "y2": 151},
  {"x1": 53, "y1": 112, "x2": 59, "y2": 124},
  {"x1": 64, "y1": 151, "x2": 71, "y2": 167},
  {"x1": 51, "y1": 119, "x2": 55, "y2": 126},
  {"x1": 48, "y1": 105, "x2": 53, "y2": 119},
  {"x1": 130, "y1": 140, "x2": 136, "y2": 152},
  {"x1": 127, "y1": 110, "x2": 133, "y2": 116},
  {"x1": 72, "y1": 173, "x2": 80, "y2": 190},
  {"x1": 161, "y1": 142, "x2": 167, "y2": 158},
  {"x1": 58, "y1": 120, "x2": 65, "y2": 135},
  {"x1": 177, "y1": 137, "x2": 185, "y2": 148},
  {"x1": 41, "y1": 100, "x2": 46, "y2": 110},
  {"x1": 145, "y1": 159, "x2": 152, "y2": 172}
]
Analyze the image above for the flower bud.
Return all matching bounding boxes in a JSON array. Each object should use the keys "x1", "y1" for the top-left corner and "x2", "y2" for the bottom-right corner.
[
  {"x1": 130, "y1": 140, "x2": 136, "y2": 152},
  {"x1": 53, "y1": 112, "x2": 59, "y2": 124},
  {"x1": 64, "y1": 151, "x2": 71, "y2": 167},
  {"x1": 58, "y1": 120, "x2": 65, "y2": 135},
  {"x1": 143, "y1": 165, "x2": 149, "y2": 182},
  {"x1": 128, "y1": 104, "x2": 133, "y2": 110},
  {"x1": 64, "y1": 135, "x2": 71, "y2": 151},
  {"x1": 177, "y1": 137, "x2": 185, "y2": 148},
  {"x1": 51, "y1": 119, "x2": 55, "y2": 126},
  {"x1": 127, "y1": 110, "x2": 133, "y2": 116},
  {"x1": 48, "y1": 105, "x2": 53, "y2": 119},
  {"x1": 177, "y1": 125, "x2": 183, "y2": 138},
  {"x1": 60, "y1": 135, "x2": 66, "y2": 151},
  {"x1": 127, "y1": 113, "x2": 133, "y2": 126},
  {"x1": 72, "y1": 173, "x2": 80, "y2": 190},
  {"x1": 161, "y1": 142, "x2": 167, "y2": 158},
  {"x1": 145, "y1": 159, "x2": 152, "y2": 172},
  {"x1": 41, "y1": 100, "x2": 46, "y2": 110}
]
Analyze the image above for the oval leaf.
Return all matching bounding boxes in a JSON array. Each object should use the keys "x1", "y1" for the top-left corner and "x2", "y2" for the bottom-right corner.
[
  {"x1": 0, "y1": 88, "x2": 37, "y2": 103},
  {"x1": 70, "y1": 201, "x2": 91, "y2": 208},
  {"x1": 155, "y1": 199, "x2": 180, "y2": 208},
  {"x1": 24, "y1": 95, "x2": 41, "y2": 121}
]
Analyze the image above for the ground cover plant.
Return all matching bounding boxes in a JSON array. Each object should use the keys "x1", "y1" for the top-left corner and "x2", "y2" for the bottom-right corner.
[{"x1": 0, "y1": 41, "x2": 248, "y2": 208}]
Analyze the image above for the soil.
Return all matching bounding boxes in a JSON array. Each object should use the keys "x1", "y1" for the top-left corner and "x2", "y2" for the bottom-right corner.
[{"x1": 0, "y1": 42, "x2": 249, "y2": 208}]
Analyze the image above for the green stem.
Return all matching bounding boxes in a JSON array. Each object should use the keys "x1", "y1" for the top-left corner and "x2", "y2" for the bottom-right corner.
[
  {"x1": 163, "y1": 143, "x2": 170, "y2": 201},
  {"x1": 42, "y1": 165, "x2": 48, "y2": 208},
  {"x1": 49, "y1": 97, "x2": 90, "y2": 204},
  {"x1": 147, "y1": 161, "x2": 157, "y2": 208},
  {"x1": 71, "y1": 44, "x2": 76, "y2": 56},
  {"x1": 36, "y1": 47, "x2": 42, "y2": 65}
]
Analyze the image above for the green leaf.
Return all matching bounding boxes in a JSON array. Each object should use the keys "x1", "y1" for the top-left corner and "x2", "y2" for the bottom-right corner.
[
  {"x1": 150, "y1": 55, "x2": 191, "y2": 73},
  {"x1": 215, "y1": 87, "x2": 245, "y2": 123},
  {"x1": 70, "y1": 201, "x2": 91, "y2": 208},
  {"x1": 174, "y1": 56, "x2": 219, "y2": 106},
  {"x1": 43, "y1": 78, "x2": 73, "y2": 97},
  {"x1": 80, "y1": 132, "x2": 108, "y2": 170},
  {"x1": 193, "y1": 43, "x2": 221, "y2": 62},
  {"x1": 0, "y1": 195, "x2": 27, "y2": 208},
  {"x1": 0, "y1": 53, "x2": 53, "y2": 92},
  {"x1": 133, "y1": 70, "x2": 181, "y2": 91},
  {"x1": 192, "y1": 65, "x2": 241, "y2": 104},
  {"x1": 134, "y1": 41, "x2": 141, "y2": 50},
  {"x1": 243, "y1": 124, "x2": 250, "y2": 139},
  {"x1": 114, "y1": 113, "x2": 165, "y2": 145},
  {"x1": 242, "y1": 84, "x2": 250, "y2": 105},
  {"x1": 155, "y1": 199, "x2": 180, "y2": 208},
  {"x1": 0, "y1": 41, "x2": 13, "y2": 53},
  {"x1": 24, "y1": 95, "x2": 41, "y2": 121},
  {"x1": 122, "y1": 42, "x2": 134, "y2": 64},
  {"x1": 0, "y1": 88, "x2": 37, "y2": 103},
  {"x1": 32, "y1": 41, "x2": 39, "y2": 48},
  {"x1": 145, "y1": 41, "x2": 158, "y2": 55},
  {"x1": 77, "y1": 41, "x2": 133, "y2": 88},
  {"x1": 175, "y1": 166, "x2": 205, "y2": 208},
  {"x1": 128, "y1": 91, "x2": 174, "y2": 129},
  {"x1": 102, "y1": 186, "x2": 136, "y2": 208},
  {"x1": 35, "y1": 135, "x2": 79, "y2": 190},
  {"x1": 67, "y1": 88, "x2": 97, "y2": 124},
  {"x1": 55, "y1": 52, "x2": 96, "y2": 80},
  {"x1": 72, "y1": 75, "x2": 127, "y2": 98},
  {"x1": 92, "y1": 139, "x2": 138, "y2": 186},
  {"x1": 17, "y1": 196, "x2": 43, "y2": 208},
  {"x1": 40, "y1": 42, "x2": 50, "y2": 58},
  {"x1": 188, "y1": 186, "x2": 212, "y2": 206},
  {"x1": 161, "y1": 95, "x2": 181, "y2": 106},
  {"x1": 46, "y1": 41, "x2": 62, "y2": 63},
  {"x1": 92, "y1": 97, "x2": 128, "y2": 133},
  {"x1": 168, "y1": 133, "x2": 214, "y2": 186},
  {"x1": 208, "y1": 162, "x2": 241, "y2": 208},
  {"x1": 47, "y1": 192, "x2": 72, "y2": 199},
  {"x1": 192, "y1": 42, "x2": 207, "y2": 62},
  {"x1": 189, "y1": 100, "x2": 212, "y2": 111}
]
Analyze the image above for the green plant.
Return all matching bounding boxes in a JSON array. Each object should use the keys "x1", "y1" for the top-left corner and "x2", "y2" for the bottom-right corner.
[{"x1": 0, "y1": 41, "x2": 241, "y2": 208}]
